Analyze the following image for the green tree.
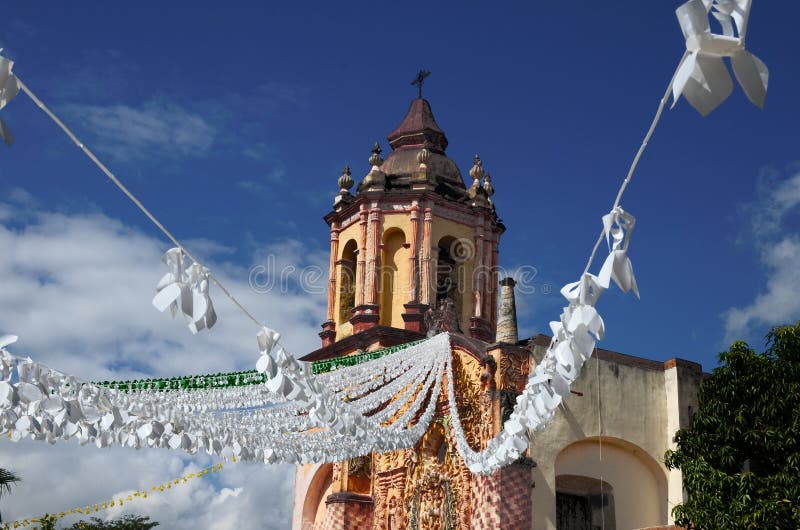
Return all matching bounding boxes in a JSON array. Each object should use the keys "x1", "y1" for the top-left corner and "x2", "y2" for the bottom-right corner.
[
  {"x1": 68, "y1": 515, "x2": 158, "y2": 529},
  {"x1": 37, "y1": 514, "x2": 159, "y2": 530},
  {"x1": 665, "y1": 322, "x2": 800, "y2": 529},
  {"x1": 0, "y1": 468, "x2": 21, "y2": 523}
]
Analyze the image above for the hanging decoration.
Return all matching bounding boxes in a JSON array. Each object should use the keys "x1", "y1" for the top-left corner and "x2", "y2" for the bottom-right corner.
[
  {"x1": 673, "y1": 0, "x2": 768, "y2": 115},
  {"x1": 0, "y1": 51, "x2": 19, "y2": 146},
  {"x1": 0, "y1": 333, "x2": 450, "y2": 468},
  {"x1": 597, "y1": 207, "x2": 639, "y2": 297},
  {"x1": 153, "y1": 248, "x2": 217, "y2": 334},
  {"x1": 0, "y1": 0, "x2": 771, "y2": 480},
  {"x1": 1, "y1": 462, "x2": 227, "y2": 530}
]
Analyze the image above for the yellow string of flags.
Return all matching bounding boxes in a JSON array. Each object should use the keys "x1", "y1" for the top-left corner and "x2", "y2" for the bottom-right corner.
[{"x1": 2, "y1": 458, "x2": 236, "y2": 530}]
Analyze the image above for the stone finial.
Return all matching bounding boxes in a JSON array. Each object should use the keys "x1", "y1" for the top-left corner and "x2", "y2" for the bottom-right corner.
[
  {"x1": 338, "y1": 165, "x2": 354, "y2": 193},
  {"x1": 334, "y1": 165, "x2": 355, "y2": 206},
  {"x1": 417, "y1": 148, "x2": 429, "y2": 171},
  {"x1": 468, "y1": 154, "x2": 488, "y2": 202},
  {"x1": 496, "y1": 277, "x2": 519, "y2": 344},
  {"x1": 469, "y1": 154, "x2": 485, "y2": 183},
  {"x1": 369, "y1": 142, "x2": 384, "y2": 168},
  {"x1": 363, "y1": 142, "x2": 386, "y2": 190},
  {"x1": 483, "y1": 172, "x2": 494, "y2": 198}
]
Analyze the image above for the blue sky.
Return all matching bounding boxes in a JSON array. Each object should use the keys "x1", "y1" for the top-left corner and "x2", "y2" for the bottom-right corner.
[{"x1": 1, "y1": 1, "x2": 799, "y2": 527}]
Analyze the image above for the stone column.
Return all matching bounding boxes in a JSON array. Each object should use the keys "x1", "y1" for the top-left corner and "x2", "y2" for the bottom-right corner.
[
  {"x1": 482, "y1": 228, "x2": 494, "y2": 323},
  {"x1": 402, "y1": 201, "x2": 428, "y2": 333},
  {"x1": 320, "y1": 222, "x2": 339, "y2": 347},
  {"x1": 473, "y1": 223, "x2": 485, "y2": 317},
  {"x1": 408, "y1": 201, "x2": 420, "y2": 301},
  {"x1": 469, "y1": 216, "x2": 493, "y2": 341},
  {"x1": 356, "y1": 205, "x2": 368, "y2": 307},
  {"x1": 350, "y1": 204, "x2": 381, "y2": 333},
  {"x1": 419, "y1": 206, "x2": 433, "y2": 306},
  {"x1": 490, "y1": 234, "x2": 500, "y2": 337},
  {"x1": 366, "y1": 205, "x2": 382, "y2": 306},
  {"x1": 496, "y1": 277, "x2": 519, "y2": 344}
]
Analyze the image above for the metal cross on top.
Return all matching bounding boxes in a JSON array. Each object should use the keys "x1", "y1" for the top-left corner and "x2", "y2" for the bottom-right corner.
[{"x1": 411, "y1": 69, "x2": 431, "y2": 99}]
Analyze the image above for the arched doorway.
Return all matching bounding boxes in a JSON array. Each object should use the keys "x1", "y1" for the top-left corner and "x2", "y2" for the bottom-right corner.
[
  {"x1": 555, "y1": 437, "x2": 668, "y2": 530},
  {"x1": 555, "y1": 475, "x2": 615, "y2": 530}
]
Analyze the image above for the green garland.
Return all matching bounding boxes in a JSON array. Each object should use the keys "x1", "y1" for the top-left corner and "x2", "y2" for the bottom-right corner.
[
  {"x1": 95, "y1": 370, "x2": 266, "y2": 393},
  {"x1": 310, "y1": 339, "x2": 425, "y2": 374},
  {"x1": 95, "y1": 339, "x2": 425, "y2": 391}
]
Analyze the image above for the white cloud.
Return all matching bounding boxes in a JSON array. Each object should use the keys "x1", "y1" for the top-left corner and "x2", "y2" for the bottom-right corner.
[
  {"x1": 724, "y1": 236, "x2": 800, "y2": 341},
  {"x1": 740, "y1": 171, "x2": 800, "y2": 239},
  {"x1": 0, "y1": 439, "x2": 295, "y2": 530},
  {"x1": 62, "y1": 98, "x2": 216, "y2": 162},
  {"x1": 0, "y1": 192, "x2": 327, "y2": 528},
  {"x1": 724, "y1": 170, "x2": 800, "y2": 341}
]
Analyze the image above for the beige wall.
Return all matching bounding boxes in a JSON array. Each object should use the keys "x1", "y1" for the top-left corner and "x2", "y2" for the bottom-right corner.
[
  {"x1": 529, "y1": 347, "x2": 697, "y2": 530},
  {"x1": 663, "y1": 363, "x2": 702, "y2": 519}
]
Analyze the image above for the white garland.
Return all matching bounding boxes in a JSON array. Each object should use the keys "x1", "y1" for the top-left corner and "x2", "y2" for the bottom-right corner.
[
  {"x1": 0, "y1": 333, "x2": 449, "y2": 467},
  {"x1": 447, "y1": 207, "x2": 636, "y2": 474}
]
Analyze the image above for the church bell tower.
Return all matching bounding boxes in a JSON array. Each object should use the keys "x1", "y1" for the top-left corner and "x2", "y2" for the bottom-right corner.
[
  {"x1": 294, "y1": 84, "x2": 534, "y2": 530},
  {"x1": 318, "y1": 94, "x2": 505, "y2": 347}
]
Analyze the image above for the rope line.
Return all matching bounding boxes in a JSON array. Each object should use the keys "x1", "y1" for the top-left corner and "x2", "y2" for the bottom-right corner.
[
  {"x1": 596, "y1": 350, "x2": 605, "y2": 530},
  {"x1": 17, "y1": 80, "x2": 265, "y2": 332},
  {"x1": 583, "y1": 50, "x2": 690, "y2": 275},
  {"x1": 578, "y1": 51, "x2": 691, "y2": 530}
]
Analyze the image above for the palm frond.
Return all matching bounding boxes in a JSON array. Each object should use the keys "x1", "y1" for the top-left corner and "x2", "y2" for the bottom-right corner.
[{"x1": 0, "y1": 468, "x2": 21, "y2": 498}]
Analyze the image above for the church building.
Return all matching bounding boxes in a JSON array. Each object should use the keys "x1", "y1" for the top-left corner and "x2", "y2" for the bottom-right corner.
[{"x1": 290, "y1": 88, "x2": 702, "y2": 530}]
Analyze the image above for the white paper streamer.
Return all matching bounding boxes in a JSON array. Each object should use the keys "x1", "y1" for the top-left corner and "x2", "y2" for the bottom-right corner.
[
  {"x1": 673, "y1": 0, "x2": 768, "y2": 115},
  {"x1": 0, "y1": 51, "x2": 20, "y2": 147},
  {"x1": 0, "y1": 52, "x2": 20, "y2": 111},
  {"x1": 153, "y1": 248, "x2": 217, "y2": 334},
  {"x1": 598, "y1": 207, "x2": 639, "y2": 298}
]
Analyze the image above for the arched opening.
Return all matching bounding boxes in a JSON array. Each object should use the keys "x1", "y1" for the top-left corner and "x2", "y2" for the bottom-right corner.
[
  {"x1": 337, "y1": 239, "x2": 358, "y2": 325},
  {"x1": 300, "y1": 463, "x2": 334, "y2": 530},
  {"x1": 556, "y1": 475, "x2": 615, "y2": 530},
  {"x1": 380, "y1": 229, "x2": 407, "y2": 327},
  {"x1": 555, "y1": 437, "x2": 668, "y2": 530},
  {"x1": 435, "y1": 236, "x2": 468, "y2": 321}
]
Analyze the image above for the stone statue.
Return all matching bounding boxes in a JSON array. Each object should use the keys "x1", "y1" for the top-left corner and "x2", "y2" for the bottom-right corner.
[{"x1": 425, "y1": 297, "x2": 462, "y2": 337}]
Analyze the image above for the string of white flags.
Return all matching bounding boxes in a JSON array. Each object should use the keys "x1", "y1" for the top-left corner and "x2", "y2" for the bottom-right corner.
[{"x1": 0, "y1": 0, "x2": 768, "y2": 474}]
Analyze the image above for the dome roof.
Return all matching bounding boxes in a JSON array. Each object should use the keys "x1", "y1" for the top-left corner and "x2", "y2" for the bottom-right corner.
[{"x1": 381, "y1": 98, "x2": 466, "y2": 190}]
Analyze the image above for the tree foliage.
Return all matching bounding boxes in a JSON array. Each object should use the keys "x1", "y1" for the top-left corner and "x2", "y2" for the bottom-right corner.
[
  {"x1": 665, "y1": 322, "x2": 800, "y2": 529},
  {"x1": 0, "y1": 468, "x2": 21, "y2": 523},
  {"x1": 38, "y1": 514, "x2": 158, "y2": 530}
]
